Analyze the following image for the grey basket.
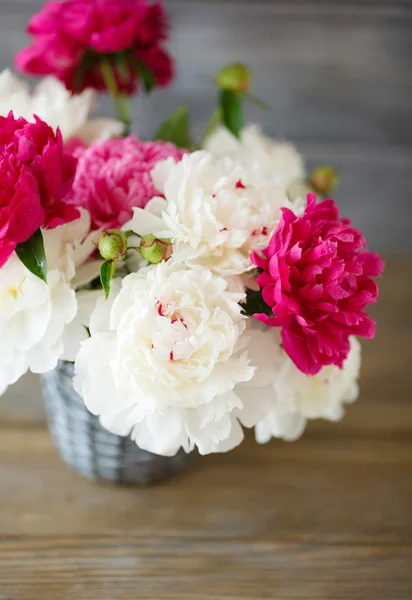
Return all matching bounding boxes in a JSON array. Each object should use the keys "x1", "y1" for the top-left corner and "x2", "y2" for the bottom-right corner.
[{"x1": 41, "y1": 361, "x2": 192, "y2": 485}]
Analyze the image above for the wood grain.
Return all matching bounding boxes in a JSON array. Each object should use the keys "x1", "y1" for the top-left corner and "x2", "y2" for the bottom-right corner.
[
  {"x1": 1, "y1": 430, "x2": 412, "y2": 541},
  {"x1": 0, "y1": 0, "x2": 411, "y2": 250},
  {"x1": 0, "y1": 257, "x2": 411, "y2": 598},
  {"x1": 1, "y1": 537, "x2": 411, "y2": 600},
  {"x1": 0, "y1": 434, "x2": 411, "y2": 599}
]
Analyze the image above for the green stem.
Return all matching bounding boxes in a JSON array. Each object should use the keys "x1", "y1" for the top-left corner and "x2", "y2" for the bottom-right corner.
[
  {"x1": 219, "y1": 89, "x2": 242, "y2": 138},
  {"x1": 125, "y1": 230, "x2": 141, "y2": 239},
  {"x1": 117, "y1": 95, "x2": 131, "y2": 136},
  {"x1": 100, "y1": 57, "x2": 131, "y2": 136}
]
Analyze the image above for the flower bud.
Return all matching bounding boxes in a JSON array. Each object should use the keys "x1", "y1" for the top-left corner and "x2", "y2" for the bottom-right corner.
[
  {"x1": 309, "y1": 166, "x2": 339, "y2": 197},
  {"x1": 216, "y1": 63, "x2": 251, "y2": 93},
  {"x1": 140, "y1": 234, "x2": 173, "y2": 264},
  {"x1": 98, "y1": 229, "x2": 128, "y2": 262}
]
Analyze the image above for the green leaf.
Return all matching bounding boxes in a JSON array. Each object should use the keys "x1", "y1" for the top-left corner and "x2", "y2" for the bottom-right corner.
[
  {"x1": 241, "y1": 288, "x2": 272, "y2": 318},
  {"x1": 200, "y1": 108, "x2": 222, "y2": 146},
  {"x1": 16, "y1": 229, "x2": 47, "y2": 283},
  {"x1": 245, "y1": 93, "x2": 271, "y2": 110},
  {"x1": 219, "y1": 89, "x2": 242, "y2": 138},
  {"x1": 130, "y1": 58, "x2": 156, "y2": 93},
  {"x1": 100, "y1": 261, "x2": 116, "y2": 300},
  {"x1": 155, "y1": 105, "x2": 191, "y2": 148}
]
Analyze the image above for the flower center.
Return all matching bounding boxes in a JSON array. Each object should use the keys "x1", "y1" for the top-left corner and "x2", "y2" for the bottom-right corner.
[
  {"x1": 8, "y1": 287, "x2": 18, "y2": 300},
  {"x1": 156, "y1": 299, "x2": 185, "y2": 324},
  {"x1": 153, "y1": 299, "x2": 189, "y2": 361},
  {"x1": 0, "y1": 285, "x2": 21, "y2": 309}
]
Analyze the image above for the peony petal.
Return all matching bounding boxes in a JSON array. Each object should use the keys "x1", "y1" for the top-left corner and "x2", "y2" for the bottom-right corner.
[{"x1": 282, "y1": 323, "x2": 321, "y2": 375}]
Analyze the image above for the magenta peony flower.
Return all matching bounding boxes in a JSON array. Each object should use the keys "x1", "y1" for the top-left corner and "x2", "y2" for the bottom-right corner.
[
  {"x1": 0, "y1": 112, "x2": 79, "y2": 268},
  {"x1": 251, "y1": 194, "x2": 384, "y2": 375},
  {"x1": 15, "y1": 0, "x2": 173, "y2": 95},
  {"x1": 66, "y1": 136, "x2": 185, "y2": 230}
]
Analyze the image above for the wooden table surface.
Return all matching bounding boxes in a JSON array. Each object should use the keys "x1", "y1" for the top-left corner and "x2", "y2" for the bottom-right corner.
[{"x1": 0, "y1": 257, "x2": 411, "y2": 600}]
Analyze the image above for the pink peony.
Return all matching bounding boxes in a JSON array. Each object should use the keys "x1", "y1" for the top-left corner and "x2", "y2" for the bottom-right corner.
[
  {"x1": 0, "y1": 112, "x2": 79, "y2": 267},
  {"x1": 15, "y1": 0, "x2": 173, "y2": 95},
  {"x1": 66, "y1": 136, "x2": 185, "y2": 230},
  {"x1": 251, "y1": 194, "x2": 384, "y2": 375}
]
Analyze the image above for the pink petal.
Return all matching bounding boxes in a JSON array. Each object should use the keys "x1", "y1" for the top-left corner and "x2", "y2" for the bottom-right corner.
[{"x1": 282, "y1": 323, "x2": 321, "y2": 376}]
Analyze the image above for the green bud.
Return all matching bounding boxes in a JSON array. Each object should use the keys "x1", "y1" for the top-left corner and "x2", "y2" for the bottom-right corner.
[
  {"x1": 216, "y1": 63, "x2": 251, "y2": 93},
  {"x1": 98, "y1": 229, "x2": 127, "y2": 262},
  {"x1": 140, "y1": 234, "x2": 173, "y2": 264},
  {"x1": 309, "y1": 166, "x2": 339, "y2": 197}
]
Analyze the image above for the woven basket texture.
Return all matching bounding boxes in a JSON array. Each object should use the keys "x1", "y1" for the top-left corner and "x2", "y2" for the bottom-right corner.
[{"x1": 41, "y1": 361, "x2": 192, "y2": 485}]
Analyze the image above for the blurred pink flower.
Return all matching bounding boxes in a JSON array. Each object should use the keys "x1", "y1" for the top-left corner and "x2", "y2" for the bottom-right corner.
[
  {"x1": 0, "y1": 113, "x2": 78, "y2": 267},
  {"x1": 15, "y1": 0, "x2": 173, "y2": 95},
  {"x1": 66, "y1": 136, "x2": 185, "y2": 230},
  {"x1": 251, "y1": 193, "x2": 384, "y2": 375}
]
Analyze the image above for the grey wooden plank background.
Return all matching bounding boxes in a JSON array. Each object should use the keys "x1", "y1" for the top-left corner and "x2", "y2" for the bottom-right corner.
[{"x1": 0, "y1": 0, "x2": 411, "y2": 251}]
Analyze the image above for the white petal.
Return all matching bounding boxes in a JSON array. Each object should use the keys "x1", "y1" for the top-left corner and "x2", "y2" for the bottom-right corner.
[
  {"x1": 122, "y1": 202, "x2": 168, "y2": 237},
  {"x1": 74, "y1": 262, "x2": 259, "y2": 455},
  {"x1": 255, "y1": 410, "x2": 306, "y2": 443},
  {"x1": 61, "y1": 289, "x2": 102, "y2": 361},
  {"x1": 89, "y1": 279, "x2": 122, "y2": 335},
  {"x1": 74, "y1": 118, "x2": 123, "y2": 144}
]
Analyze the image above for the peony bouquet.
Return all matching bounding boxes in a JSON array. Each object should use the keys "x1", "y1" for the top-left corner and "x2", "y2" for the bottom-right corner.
[{"x1": 0, "y1": 0, "x2": 383, "y2": 461}]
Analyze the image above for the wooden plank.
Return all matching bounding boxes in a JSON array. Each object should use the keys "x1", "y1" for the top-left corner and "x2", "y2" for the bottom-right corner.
[
  {"x1": 302, "y1": 145, "x2": 412, "y2": 252},
  {"x1": 0, "y1": 2, "x2": 411, "y2": 249},
  {"x1": 0, "y1": 251, "x2": 409, "y2": 597},
  {"x1": 0, "y1": 535, "x2": 411, "y2": 600},
  {"x1": 0, "y1": 429, "x2": 411, "y2": 542},
  {"x1": 0, "y1": 0, "x2": 411, "y2": 145}
]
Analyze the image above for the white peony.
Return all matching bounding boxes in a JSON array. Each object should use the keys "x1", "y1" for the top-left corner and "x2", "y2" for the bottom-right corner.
[
  {"x1": 124, "y1": 151, "x2": 290, "y2": 276},
  {"x1": 236, "y1": 323, "x2": 361, "y2": 443},
  {"x1": 0, "y1": 211, "x2": 98, "y2": 395},
  {"x1": 73, "y1": 261, "x2": 269, "y2": 456},
  {"x1": 0, "y1": 70, "x2": 123, "y2": 142},
  {"x1": 204, "y1": 124, "x2": 305, "y2": 189}
]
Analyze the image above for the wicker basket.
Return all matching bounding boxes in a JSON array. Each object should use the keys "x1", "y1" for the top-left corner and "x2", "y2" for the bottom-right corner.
[{"x1": 41, "y1": 361, "x2": 192, "y2": 485}]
